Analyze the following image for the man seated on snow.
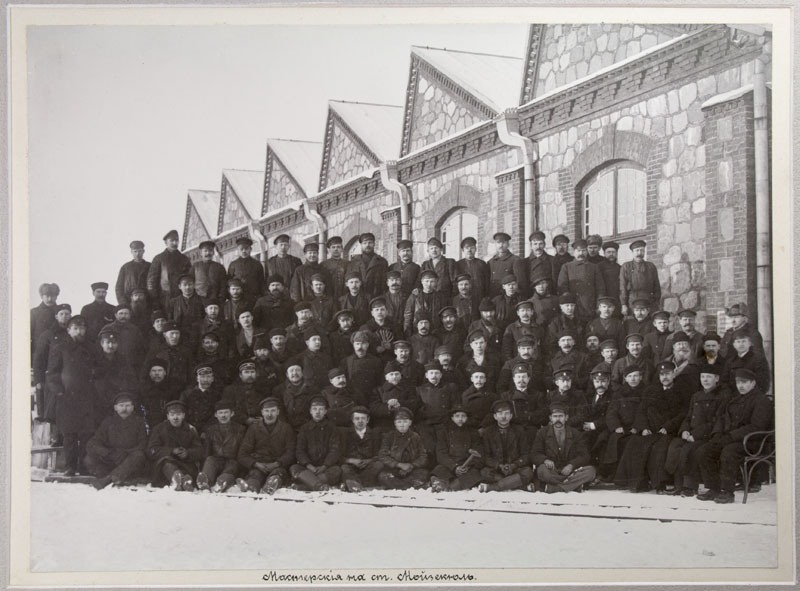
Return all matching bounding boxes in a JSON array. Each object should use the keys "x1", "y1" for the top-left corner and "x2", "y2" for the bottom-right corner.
[
  {"x1": 531, "y1": 401, "x2": 596, "y2": 493},
  {"x1": 236, "y1": 397, "x2": 295, "y2": 495},
  {"x1": 377, "y1": 407, "x2": 430, "y2": 490},
  {"x1": 478, "y1": 400, "x2": 534, "y2": 493},
  {"x1": 196, "y1": 399, "x2": 246, "y2": 493},
  {"x1": 147, "y1": 399, "x2": 204, "y2": 491},
  {"x1": 340, "y1": 406, "x2": 384, "y2": 492},
  {"x1": 430, "y1": 404, "x2": 484, "y2": 492},
  {"x1": 320, "y1": 367, "x2": 357, "y2": 428},
  {"x1": 84, "y1": 392, "x2": 148, "y2": 490},
  {"x1": 368, "y1": 360, "x2": 419, "y2": 433},
  {"x1": 290, "y1": 396, "x2": 342, "y2": 491}
]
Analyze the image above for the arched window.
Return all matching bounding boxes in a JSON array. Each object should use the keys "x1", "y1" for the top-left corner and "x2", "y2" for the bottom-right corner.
[
  {"x1": 582, "y1": 161, "x2": 647, "y2": 264},
  {"x1": 344, "y1": 237, "x2": 362, "y2": 261},
  {"x1": 440, "y1": 208, "x2": 479, "y2": 257}
]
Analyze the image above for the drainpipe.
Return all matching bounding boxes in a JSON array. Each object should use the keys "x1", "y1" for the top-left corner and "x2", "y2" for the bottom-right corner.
[
  {"x1": 753, "y1": 59, "x2": 772, "y2": 368},
  {"x1": 248, "y1": 222, "x2": 269, "y2": 269},
  {"x1": 303, "y1": 198, "x2": 328, "y2": 260},
  {"x1": 380, "y1": 160, "x2": 411, "y2": 240},
  {"x1": 496, "y1": 108, "x2": 538, "y2": 256}
]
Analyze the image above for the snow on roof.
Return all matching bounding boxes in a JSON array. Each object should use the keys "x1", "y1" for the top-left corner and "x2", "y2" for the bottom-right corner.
[
  {"x1": 267, "y1": 139, "x2": 323, "y2": 197},
  {"x1": 411, "y1": 46, "x2": 524, "y2": 112},
  {"x1": 187, "y1": 190, "x2": 221, "y2": 238},
  {"x1": 523, "y1": 34, "x2": 689, "y2": 108},
  {"x1": 222, "y1": 169, "x2": 265, "y2": 220},
  {"x1": 701, "y1": 84, "x2": 754, "y2": 109},
  {"x1": 329, "y1": 100, "x2": 404, "y2": 161}
]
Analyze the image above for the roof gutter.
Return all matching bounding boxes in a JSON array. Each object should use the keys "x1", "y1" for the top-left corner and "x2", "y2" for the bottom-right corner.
[
  {"x1": 495, "y1": 108, "x2": 538, "y2": 256},
  {"x1": 379, "y1": 160, "x2": 411, "y2": 240},
  {"x1": 303, "y1": 198, "x2": 328, "y2": 259}
]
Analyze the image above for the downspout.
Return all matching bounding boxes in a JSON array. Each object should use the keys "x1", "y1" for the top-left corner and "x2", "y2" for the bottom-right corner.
[
  {"x1": 753, "y1": 59, "x2": 772, "y2": 368},
  {"x1": 248, "y1": 222, "x2": 269, "y2": 269},
  {"x1": 380, "y1": 160, "x2": 411, "y2": 240},
  {"x1": 496, "y1": 108, "x2": 538, "y2": 256},
  {"x1": 303, "y1": 198, "x2": 328, "y2": 260}
]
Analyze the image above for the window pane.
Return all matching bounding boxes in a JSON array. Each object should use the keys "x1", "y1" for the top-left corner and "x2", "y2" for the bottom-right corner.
[
  {"x1": 441, "y1": 210, "x2": 479, "y2": 257},
  {"x1": 617, "y1": 167, "x2": 647, "y2": 233},
  {"x1": 585, "y1": 170, "x2": 614, "y2": 236},
  {"x1": 347, "y1": 241, "x2": 362, "y2": 260}
]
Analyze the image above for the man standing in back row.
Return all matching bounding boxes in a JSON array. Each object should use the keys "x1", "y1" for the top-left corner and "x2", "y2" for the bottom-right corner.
[
  {"x1": 115, "y1": 240, "x2": 150, "y2": 307},
  {"x1": 619, "y1": 240, "x2": 661, "y2": 317},
  {"x1": 147, "y1": 229, "x2": 192, "y2": 312}
]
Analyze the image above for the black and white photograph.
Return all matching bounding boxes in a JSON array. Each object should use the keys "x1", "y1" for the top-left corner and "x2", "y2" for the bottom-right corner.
[{"x1": 6, "y1": 3, "x2": 795, "y2": 588}]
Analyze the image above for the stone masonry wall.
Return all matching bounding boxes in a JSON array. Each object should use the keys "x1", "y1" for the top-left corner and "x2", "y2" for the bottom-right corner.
[
  {"x1": 267, "y1": 159, "x2": 302, "y2": 213},
  {"x1": 326, "y1": 190, "x2": 395, "y2": 257},
  {"x1": 219, "y1": 183, "x2": 250, "y2": 234},
  {"x1": 534, "y1": 61, "x2": 760, "y2": 331},
  {"x1": 325, "y1": 122, "x2": 374, "y2": 189},
  {"x1": 184, "y1": 204, "x2": 211, "y2": 251},
  {"x1": 408, "y1": 70, "x2": 482, "y2": 154},
  {"x1": 534, "y1": 24, "x2": 675, "y2": 98}
]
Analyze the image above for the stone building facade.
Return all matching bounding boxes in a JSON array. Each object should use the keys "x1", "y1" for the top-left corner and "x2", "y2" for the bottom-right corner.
[{"x1": 181, "y1": 23, "x2": 772, "y2": 349}]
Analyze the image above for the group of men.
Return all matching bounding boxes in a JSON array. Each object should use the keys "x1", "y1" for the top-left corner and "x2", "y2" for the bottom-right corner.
[{"x1": 30, "y1": 228, "x2": 773, "y2": 503}]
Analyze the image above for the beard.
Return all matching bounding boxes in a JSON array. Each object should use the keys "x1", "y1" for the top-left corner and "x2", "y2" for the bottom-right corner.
[{"x1": 131, "y1": 300, "x2": 148, "y2": 314}]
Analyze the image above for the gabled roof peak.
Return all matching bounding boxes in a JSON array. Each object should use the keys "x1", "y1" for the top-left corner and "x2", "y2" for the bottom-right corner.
[{"x1": 411, "y1": 45, "x2": 520, "y2": 60}]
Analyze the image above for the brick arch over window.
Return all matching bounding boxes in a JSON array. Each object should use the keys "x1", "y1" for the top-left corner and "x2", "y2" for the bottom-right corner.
[
  {"x1": 338, "y1": 215, "x2": 382, "y2": 245},
  {"x1": 425, "y1": 180, "x2": 483, "y2": 234}
]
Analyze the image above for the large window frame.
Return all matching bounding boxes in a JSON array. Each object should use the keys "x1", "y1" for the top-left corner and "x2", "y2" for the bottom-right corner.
[{"x1": 439, "y1": 207, "x2": 479, "y2": 258}]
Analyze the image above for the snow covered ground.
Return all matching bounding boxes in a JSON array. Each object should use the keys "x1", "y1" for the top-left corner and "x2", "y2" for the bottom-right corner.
[{"x1": 30, "y1": 481, "x2": 777, "y2": 572}]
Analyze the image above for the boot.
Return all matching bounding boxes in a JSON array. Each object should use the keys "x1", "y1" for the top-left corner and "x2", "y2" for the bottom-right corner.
[
  {"x1": 714, "y1": 490, "x2": 735, "y2": 504},
  {"x1": 697, "y1": 489, "x2": 719, "y2": 501},
  {"x1": 181, "y1": 474, "x2": 195, "y2": 492},
  {"x1": 196, "y1": 473, "x2": 210, "y2": 491},
  {"x1": 430, "y1": 476, "x2": 448, "y2": 493},
  {"x1": 261, "y1": 474, "x2": 282, "y2": 495},
  {"x1": 235, "y1": 478, "x2": 250, "y2": 493},
  {"x1": 495, "y1": 473, "x2": 524, "y2": 491},
  {"x1": 171, "y1": 470, "x2": 185, "y2": 491},
  {"x1": 378, "y1": 472, "x2": 397, "y2": 489},
  {"x1": 92, "y1": 475, "x2": 113, "y2": 490},
  {"x1": 295, "y1": 469, "x2": 323, "y2": 491},
  {"x1": 344, "y1": 479, "x2": 363, "y2": 493}
]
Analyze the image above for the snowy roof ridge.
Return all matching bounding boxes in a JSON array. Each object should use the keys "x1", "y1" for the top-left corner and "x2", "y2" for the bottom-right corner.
[
  {"x1": 187, "y1": 189, "x2": 221, "y2": 240},
  {"x1": 267, "y1": 139, "x2": 323, "y2": 197},
  {"x1": 410, "y1": 45, "x2": 521, "y2": 60},
  {"x1": 329, "y1": 101, "x2": 404, "y2": 161}
]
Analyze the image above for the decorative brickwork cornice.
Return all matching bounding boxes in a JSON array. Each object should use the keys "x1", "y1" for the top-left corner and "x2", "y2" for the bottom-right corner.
[
  {"x1": 518, "y1": 25, "x2": 764, "y2": 138},
  {"x1": 519, "y1": 24, "x2": 546, "y2": 105}
]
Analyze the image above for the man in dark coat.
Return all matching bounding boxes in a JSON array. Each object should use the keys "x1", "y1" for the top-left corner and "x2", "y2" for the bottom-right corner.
[
  {"x1": 80, "y1": 282, "x2": 117, "y2": 344},
  {"x1": 147, "y1": 399, "x2": 204, "y2": 490},
  {"x1": 452, "y1": 273, "x2": 481, "y2": 333},
  {"x1": 478, "y1": 400, "x2": 534, "y2": 492},
  {"x1": 347, "y1": 232, "x2": 389, "y2": 298},
  {"x1": 359, "y1": 297, "x2": 402, "y2": 364},
  {"x1": 421, "y1": 237, "x2": 457, "y2": 297},
  {"x1": 456, "y1": 237, "x2": 490, "y2": 303},
  {"x1": 115, "y1": 240, "x2": 151, "y2": 306},
  {"x1": 582, "y1": 364, "x2": 615, "y2": 474},
  {"x1": 724, "y1": 329, "x2": 771, "y2": 394},
  {"x1": 720, "y1": 302, "x2": 765, "y2": 359},
  {"x1": 224, "y1": 359, "x2": 267, "y2": 427},
  {"x1": 488, "y1": 232, "x2": 527, "y2": 298},
  {"x1": 180, "y1": 363, "x2": 222, "y2": 432},
  {"x1": 369, "y1": 360, "x2": 419, "y2": 432},
  {"x1": 147, "y1": 229, "x2": 192, "y2": 312},
  {"x1": 93, "y1": 328, "x2": 138, "y2": 426},
  {"x1": 190, "y1": 298, "x2": 234, "y2": 359},
  {"x1": 340, "y1": 406, "x2": 384, "y2": 491},
  {"x1": 551, "y1": 234, "x2": 574, "y2": 287},
  {"x1": 430, "y1": 404, "x2": 484, "y2": 491},
  {"x1": 102, "y1": 304, "x2": 146, "y2": 371},
  {"x1": 382, "y1": 270, "x2": 408, "y2": 333},
  {"x1": 696, "y1": 368, "x2": 773, "y2": 503},
  {"x1": 192, "y1": 240, "x2": 228, "y2": 302},
  {"x1": 266, "y1": 234, "x2": 302, "y2": 289},
  {"x1": 46, "y1": 316, "x2": 96, "y2": 475},
  {"x1": 227, "y1": 237, "x2": 265, "y2": 303},
  {"x1": 601, "y1": 365, "x2": 646, "y2": 476},
  {"x1": 389, "y1": 239, "x2": 421, "y2": 298},
  {"x1": 236, "y1": 397, "x2": 296, "y2": 494},
  {"x1": 619, "y1": 239, "x2": 661, "y2": 317},
  {"x1": 599, "y1": 241, "x2": 622, "y2": 315},
  {"x1": 532, "y1": 401, "x2": 596, "y2": 492},
  {"x1": 129, "y1": 288, "x2": 153, "y2": 338},
  {"x1": 290, "y1": 395, "x2": 342, "y2": 490},
  {"x1": 253, "y1": 276, "x2": 294, "y2": 331},
  {"x1": 290, "y1": 242, "x2": 332, "y2": 303},
  {"x1": 377, "y1": 407, "x2": 430, "y2": 489},
  {"x1": 138, "y1": 359, "x2": 183, "y2": 433},
  {"x1": 197, "y1": 399, "x2": 247, "y2": 492},
  {"x1": 403, "y1": 270, "x2": 448, "y2": 336},
  {"x1": 664, "y1": 310, "x2": 705, "y2": 360},
  {"x1": 643, "y1": 310, "x2": 672, "y2": 363},
  {"x1": 32, "y1": 303, "x2": 72, "y2": 424},
  {"x1": 321, "y1": 236, "x2": 348, "y2": 301},
  {"x1": 557, "y1": 239, "x2": 605, "y2": 321},
  {"x1": 585, "y1": 234, "x2": 605, "y2": 265},
  {"x1": 526, "y1": 231, "x2": 555, "y2": 299},
  {"x1": 147, "y1": 321, "x2": 195, "y2": 391},
  {"x1": 341, "y1": 331, "x2": 384, "y2": 406},
  {"x1": 168, "y1": 274, "x2": 206, "y2": 336},
  {"x1": 31, "y1": 282, "x2": 60, "y2": 356},
  {"x1": 84, "y1": 392, "x2": 148, "y2": 489}
]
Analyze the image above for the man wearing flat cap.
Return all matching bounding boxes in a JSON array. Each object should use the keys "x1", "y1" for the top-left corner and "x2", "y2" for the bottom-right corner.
[
  {"x1": 526, "y1": 231, "x2": 555, "y2": 299},
  {"x1": 619, "y1": 239, "x2": 661, "y2": 317},
  {"x1": 340, "y1": 331, "x2": 385, "y2": 410},
  {"x1": 551, "y1": 234, "x2": 574, "y2": 286},
  {"x1": 266, "y1": 234, "x2": 302, "y2": 290},
  {"x1": 662, "y1": 331, "x2": 701, "y2": 394},
  {"x1": 377, "y1": 407, "x2": 430, "y2": 489},
  {"x1": 320, "y1": 236, "x2": 348, "y2": 301},
  {"x1": 557, "y1": 239, "x2": 606, "y2": 321},
  {"x1": 80, "y1": 282, "x2": 117, "y2": 344},
  {"x1": 224, "y1": 359, "x2": 267, "y2": 426},
  {"x1": 290, "y1": 395, "x2": 342, "y2": 491},
  {"x1": 340, "y1": 406, "x2": 384, "y2": 492},
  {"x1": 236, "y1": 397, "x2": 296, "y2": 495},
  {"x1": 403, "y1": 268, "x2": 448, "y2": 336},
  {"x1": 696, "y1": 367, "x2": 773, "y2": 503},
  {"x1": 148, "y1": 320, "x2": 195, "y2": 391},
  {"x1": 287, "y1": 326, "x2": 334, "y2": 392},
  {"x1": 168, "y1": 274, "x2": 206, "y2": 336},
  {"x1": 389, "y1": 239, "x2": 421, "y2": 299},
  {"x1": 697, "y1": 332, "x2": 728, "y2": 377},
  {"x1": 290, "y1": 242, "x2": 332, "y2": 303},
  {"x1": 664, "y1": 309, "x2": 704, "y2": 359},
  {"x1": 192, "y1": 240, "x2": 228, "y2": 302},
  {"x1": 531, "y1": 401, "x2": 596, "y2": 493},
  {"x1": 488, "y1": 231, "x2": 527, "y2": 299},
  {"x1": 430, "y1": 404, "x2": 485, "y2": 492},
  {"x1": 31, "y1": 283, "x2": 60, "y2": 356},
  {"x1": 46, "y1": 316, "x2": 95, "y2": 476},
  {"x1": 115, "y1": 240, "x2": 151, "y2": 307},
  {"x1": 347, "y1": 232, "x2": 389, "y2": 299},
  {"x1": 252, "y1": 276, "x2": 294, "y2": 332},
  {"x1": 147, "y1": 229, "x2": 192, "y2": 312},
  {"x1": 196, "y1": 399, "x2": 246, "y2": 493},
  {"x1": 359, "y1": 296, "x2": 402, "y2": 363},
  {"x1": 723, "y1": 328, "x2": 771, "y2": 393},
  {"x1": 308, "y1": 273, "x2": 336, "y2": 329},
  {"x1": 32, "y1": 303, "x2": 72, "y2": 424},
  {"x1": 147, "y1": 399, "x2": 204, "y2": 491},
  {"x1": 599, "y1": 241, "x2": 622, "y2": 316},
  {"x1": 180, "y1": 363, "x2": 223, "y2": 432},
  {"x1": 456, "y1": 236, "x2": 490, "y2": 302},
  {"x1": 381, "y1": 270, "x2": 408, "y2": 331},
  {"x1": 585, "y1": 234, "x2": 605, "y2": 265},
  {"x1": 478, "y1": 400, "x2": 534, "y2": 492},
  {"x1": 421, "y1": 237, "x2": 458, "y2": 297},
  {"x1": 227, "y1": 236, "x2": 266, "y2": 302},
  {"x1": 93, "y1": 328, "x2": 138, "y2": 426},
  {"x1": 84, "y1": 392, "x2": 148, "y2": 490},
  {"x1": 720, "y1": 302, "x2": 765, "y2": 360}
]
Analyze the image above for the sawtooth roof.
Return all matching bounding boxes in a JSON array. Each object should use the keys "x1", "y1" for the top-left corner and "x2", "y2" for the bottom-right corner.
[
  {"x1": 329, "y1": 100, "x2": 404, "y2": 161},
  {"x1": 187, "y1": 190, "x2": 221, "y2": 238},
  {"x1": 267, "y1": 139, "x2": 323, "y2": 197},
  {"x1": 222, "y1": 169, "x2": 265, "y2": 219}
]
